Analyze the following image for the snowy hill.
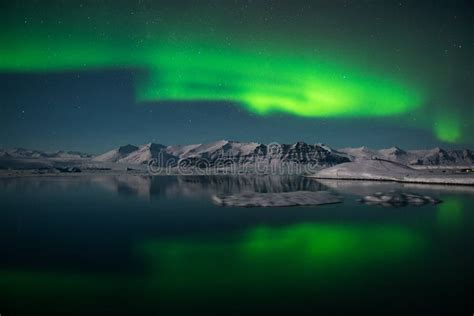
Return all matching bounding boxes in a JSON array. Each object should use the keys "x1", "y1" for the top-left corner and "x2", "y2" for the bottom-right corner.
[
  {"x1": 311, "y1": 159, "x2": 474, "y2": 185},
  {"x1": 118, "y1": 143, "x2": 177, "y2": 165},
  {"x1": 92, "y1": 141, "x2": 474, "y2": 168},
  {"x1": 0, "y1": 148, "x2": 92, "y2": 159},
  {"x1": 93, "y1": 144, "x2": 139, "y2": 162},
  {"x1": 338, "y1": 146, "x2": 474, "y2": 166},
  {"x1": 93, "y1": 140, "x2": 350, "y2": 168},
  {"x1": 1, "y1": 142, "x2": 473, "y2": 174}
]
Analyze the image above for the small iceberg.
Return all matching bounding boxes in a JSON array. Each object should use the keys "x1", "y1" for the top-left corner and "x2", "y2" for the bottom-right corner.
[
  {"x1": 212, "y1": 190, "x2": 342, "y2": 208},
  {"x1": 359, "y1": 192, "x2": 441, "y2": 207}
]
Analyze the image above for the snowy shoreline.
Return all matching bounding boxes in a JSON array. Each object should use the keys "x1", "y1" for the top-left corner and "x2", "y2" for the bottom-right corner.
[{"x1": 310, "y1": 159, "x2": 474, "y2": 186}]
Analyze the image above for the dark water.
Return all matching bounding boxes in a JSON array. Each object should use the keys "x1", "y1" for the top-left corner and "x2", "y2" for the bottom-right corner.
[{"x1": 1, "y1": 175, "x2": 473, "y2": 315}]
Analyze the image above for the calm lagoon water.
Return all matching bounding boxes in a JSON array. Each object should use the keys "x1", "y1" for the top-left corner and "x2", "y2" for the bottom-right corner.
[{"x1": 1, "y1": 175, "x2": 473, "y2": 315}]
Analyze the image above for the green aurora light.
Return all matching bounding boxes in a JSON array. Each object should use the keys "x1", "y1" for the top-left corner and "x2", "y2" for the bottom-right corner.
[
  {"x1": 0, "y1": 36, "x2": 424, "y2": 118},
  {"x1": 136, "y1": 43, "x2": 425, "y2": 118},
  {"x1": 435, "y1": 117, "x2": 462, "y2": 143},
  {"x1": 0, "y1": 2, "x2": 470, "y2": 144}
]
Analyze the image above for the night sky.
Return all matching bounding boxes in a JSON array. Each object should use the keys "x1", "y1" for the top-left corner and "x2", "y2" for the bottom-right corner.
[{"x1": 1, "y1": 0, "x2": 472, "y2": 153}]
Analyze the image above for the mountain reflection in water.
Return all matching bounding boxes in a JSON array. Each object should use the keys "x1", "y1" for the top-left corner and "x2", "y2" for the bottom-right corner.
[{"x1": 0, "y1": 175, "x2": 473, "y2": 315}]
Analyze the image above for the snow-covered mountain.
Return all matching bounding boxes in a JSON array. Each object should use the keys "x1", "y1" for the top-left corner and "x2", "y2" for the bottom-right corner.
[
  {"x1": 2, "y1": 142, "x2": 473, "y2": 172},
  {"x1": 0, "y1": 148, "x2": 92, "y2": 159},
  {"x1": 94, "y1": 140, "x2": 351, "y2": 168},
  {"x1": 93, "y1": 144, "x2": 139, "y2": 162},
  {"x1": 338, "y1": 146, "x2": 474, "y2": 166},
  {"x1": 408, "y1": 148, "x2": 474, "y2": 166},
  {"x1": 92, "y1": 141, "x2": 474, "y2": 168},
  {"x1": 311, "y1": 159, "x2": 474, "y2": 185}
]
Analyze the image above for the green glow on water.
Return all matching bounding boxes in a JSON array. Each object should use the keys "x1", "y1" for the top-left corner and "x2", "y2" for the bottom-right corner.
[
  {"x1": 437, "y1": 198, "x2": 463, "y2": 229},
  {"x1": 241, "y1": 223, "x2": 419, "y2": 261},
  {"x1": 138, "y1": 223, "x2": 423, "y2": 295},
  {"x1": 0, "y1": 223, "x2": 423, "y2": 304}
]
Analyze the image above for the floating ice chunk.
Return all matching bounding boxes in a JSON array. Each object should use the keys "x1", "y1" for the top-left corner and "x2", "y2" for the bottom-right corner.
[
  {"x1": 213, "y1": 190, "x2": 342, "y2": 208},
  {"x1": 359, "y1": 192, "x2": 441, "y2": 207}
]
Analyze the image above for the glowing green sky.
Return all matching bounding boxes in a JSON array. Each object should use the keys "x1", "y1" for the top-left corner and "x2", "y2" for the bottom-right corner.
[
  {"x1": 0, "y1": 1, "x2": 472, "y2": 147},
  {"x1": 137, "y1": 43, "x2": 424, "y2": 118},
  {"x1": 0, "y1": 14, "x2": 423, "y2": 118}
]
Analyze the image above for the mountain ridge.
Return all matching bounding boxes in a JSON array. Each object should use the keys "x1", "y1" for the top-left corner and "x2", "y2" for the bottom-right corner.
[
  {"x1": 2, "y1": 141, "x2": 473, "y2": 167},
  {"x1": 93, "y1": 140, "x2": 474, "y2": 167},
  {"x1": 93, "y1": 140, "x2": 351, "y2": 167}
]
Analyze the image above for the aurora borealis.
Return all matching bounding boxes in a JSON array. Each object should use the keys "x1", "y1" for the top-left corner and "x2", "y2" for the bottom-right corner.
[
  {"x1": 135, "y1": 44, "x2": 424, "y2": 118},
  {"x1": 1, "y1": 1, "x2": 474, "y2": 311},
  {"x1": 0, "y1": 0, "x2": 472, "y2": 150}
]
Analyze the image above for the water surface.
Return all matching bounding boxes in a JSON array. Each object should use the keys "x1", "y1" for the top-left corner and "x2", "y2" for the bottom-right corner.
[{"x1": 1, "y1": 175, "x2": 473, "y2": 315}]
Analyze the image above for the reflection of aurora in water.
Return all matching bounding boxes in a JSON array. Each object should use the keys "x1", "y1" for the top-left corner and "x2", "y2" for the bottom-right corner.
[
  {"x1": 1, "y1": 173, "x2": 474, "y2": 314},
  {"x1": 437, "y1": 197, "x2": 463, "y2": 229},
  {"x1": 140, "y1": 223, "x2": 424, "y2": 293},
  {"x1": 0, "y1": 223, "x2": 424, "y2": 310}
]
